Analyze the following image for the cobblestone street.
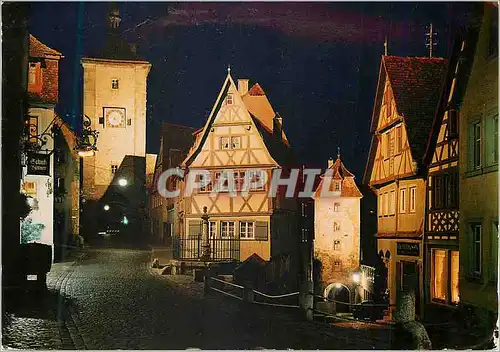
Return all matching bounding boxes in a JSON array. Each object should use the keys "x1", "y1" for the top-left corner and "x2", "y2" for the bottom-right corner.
[{"x1": 2, "y1": 243, "x2": 391, "y2": 349}]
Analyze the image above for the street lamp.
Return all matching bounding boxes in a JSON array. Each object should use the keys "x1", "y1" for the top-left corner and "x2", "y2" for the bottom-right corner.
[
  {"x1": 103, "y1": 204, "x2": 110, "y2": 211},
  {"x1": 118, "y1": 178, "x2": 128, "y2": 187},
  {"x1": 352, "y1": 272, "x2": 361, "y2": 284}
]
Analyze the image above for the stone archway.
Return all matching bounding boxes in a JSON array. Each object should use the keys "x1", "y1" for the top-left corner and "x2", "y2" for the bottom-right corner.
[{"x1": 324, "y1": 282, "x2": 351, "y2": 313}]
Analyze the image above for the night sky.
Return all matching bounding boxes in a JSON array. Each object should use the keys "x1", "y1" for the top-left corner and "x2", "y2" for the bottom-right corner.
[{"x1": 28, "y1": 2, "x2": 474, "y2": 178}]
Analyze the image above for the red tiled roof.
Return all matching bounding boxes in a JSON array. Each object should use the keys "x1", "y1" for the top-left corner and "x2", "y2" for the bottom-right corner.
[
  {"x1": 383, "y1": 56, "x2": 448, "y2": 163},
  {"x1": 364, "y1": 55, "x2": 448, "y2": 184},
  {"x1": 314, "y1": 156, "x2": 362, "y2": 198},
  {"x1": 248, "y1": 83, "x2": 266, "y2": 96},
  {"x1": 29, "y1": 35, "x2": 63, "y2": 58}
]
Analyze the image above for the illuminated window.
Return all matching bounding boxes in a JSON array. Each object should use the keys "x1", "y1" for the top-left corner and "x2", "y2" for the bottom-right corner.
[
  {"x1": 399, "y1": 188, "x2": 406, "y2": 213},
  {"x1": 389, "y1": 190, "x2": 396, "y2": 215},
  {"x1": 333, "y1": 222, "x2": 340, "y2": 232},
  {"x1": 395, "y1": 125, "x2": 402, "y2": 153},
  {"x1": 198, "y1": 173, "x2": 212, "y2": 192},
  {"x1": 26, "y1": 116, "x2": 38, "y2": 144},
  {"x1": 432, "y1": 249, "x2": 447, "y2": 301},
  {"x1": 221, "y1": 221, "x2": 235, "y2": 238},
  {"x1": 111, "y1": 164, "x2": 118, "y2": 174},
  {"x1": 250, "y1": 170, "x2": 265, "y2": 191},
  {"x1": 208, "y1": 221, "x2": 216, "y2": 239},
  {"x1": 233, "y1": 171, "x2": 245, "y2": 191},
  {"x1": 334, "y1": 261, "x2": 342, "y2": 272},
  {"x1": 231, "y1": 136, "x2": 241, "y2": 149},
  {"x1": 333, "y1": 240, "x2": 341, "y2": 251},
  {"x1": 334, "y1": 202, "x2": 340, "y2": 212},
  {"x1": 409, "y1": 187, "x2": 416, "y2": 212},
  {"x1": 22, "y1": 181, "x2": 37, "y2": 197},
  {"x1": 334, "y1": 181, "x2": 340, "y2": 192},
  {"x1": 239, "y1": 221, "x2": 254, "y2": 239},
  {"x1": 111, "y1": 79, "x2": 119, "y2": 89},
  {"x1": 451, "y1": 251, "x2": 459, "y2": 304},
  {"x1": 431, "y1": 249, "x2": 460, "y2": 305},
  {"x1": 220, "y1": 137, "x2": 230, "y2": 150}
]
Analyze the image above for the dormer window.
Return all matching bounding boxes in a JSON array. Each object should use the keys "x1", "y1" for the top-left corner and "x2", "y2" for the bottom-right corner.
[
  {"x1": 226, "y1": 93, "x2": 233, "y2": 105},
  {"x1": 334, "y1": 181, "x2": 341, "y2": 192},
  {"x1": 112, "y1": 79, "x2": 119, "y2": 89}
]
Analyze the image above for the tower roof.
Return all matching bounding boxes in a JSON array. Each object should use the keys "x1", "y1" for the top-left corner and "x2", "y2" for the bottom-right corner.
[
  {"x1": 29, "y1": 34, "x2": 63, "y2": 58},
  {"x1": 314, "y1": 155, "x2": 362, "y2": 198}
]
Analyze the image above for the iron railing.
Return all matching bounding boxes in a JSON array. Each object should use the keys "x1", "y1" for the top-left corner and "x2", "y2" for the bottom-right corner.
[{"x1": 172, "y1": 235, "x2": 240, "y2": 262}]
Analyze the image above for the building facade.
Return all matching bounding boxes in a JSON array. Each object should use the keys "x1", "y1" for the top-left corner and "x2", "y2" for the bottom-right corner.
[
  {"x1": 458, "y1": 3, "x2": 498, "y2": 331},
  {"x1": 80, "y1": 7, "x2": 151, "y2": 237},
  {"x1": 53, "y1": 115, "x2": 81, "y2": 261},
  {"x1": 178, "y1": 71, "x2": 298, "y2": 266},
  {"x1": 421, "y1": 23, "x2": 479, "y2": 315},
  {"x1": 364, "y1": 55, "x2": 448, "y2": 317},
  {"x1": 313, "y1": 155, "x2": 362, "y2": 305},
  {"x1": 21, "y1": 34, "x2": 63, "y2": 260},
  {"x1": 149, "y1": 123, "x2": 195, "y2": 245}
]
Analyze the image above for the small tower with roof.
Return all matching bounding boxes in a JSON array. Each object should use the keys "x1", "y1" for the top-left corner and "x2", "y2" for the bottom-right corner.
[{"x1": 313, "y1": 153, "x2": 363, "y2": 309}]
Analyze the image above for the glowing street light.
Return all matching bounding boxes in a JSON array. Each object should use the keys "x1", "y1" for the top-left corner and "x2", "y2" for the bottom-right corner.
[
  {"x1": 118, "y1": 178, "x2": 128, "y2": 187},
  {"x1": 103, "y1": 204, "x2": 110, "y2": 211},
  {"x1": 352, "y1": 272, "x2": 361, "y2": 284}
]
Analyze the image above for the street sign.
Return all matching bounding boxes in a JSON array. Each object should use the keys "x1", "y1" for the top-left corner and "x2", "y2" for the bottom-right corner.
[
  {"x1": 397, "y1": 242, "x2": 420, "y2": 257},
  {"x1": 27, "y1": 153, "x2": 50, "y2": 176}
]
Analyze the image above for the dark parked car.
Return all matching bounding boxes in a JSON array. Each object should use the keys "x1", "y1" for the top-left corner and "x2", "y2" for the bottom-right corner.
[{"x1": 352, "y1": 300, "x2": 386, "y2": 321}]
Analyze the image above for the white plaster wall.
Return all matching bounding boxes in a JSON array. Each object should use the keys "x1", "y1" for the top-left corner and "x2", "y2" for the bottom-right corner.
[
  {"x1": 314, "y1": 197, "x2": 361, "y2": 258},
  {"x1": 22, "y1": 107, "x2": 55, "y2": 260}
]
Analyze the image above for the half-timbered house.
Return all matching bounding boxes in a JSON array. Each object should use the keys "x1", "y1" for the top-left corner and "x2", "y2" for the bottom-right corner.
[
  {"x1": 364, "y1": 55, "x2": 448, "y2": 318},
  {"x1": 422, "y1": 28, "x2": 477, "y2": 314},
  {"x1": 178, "y1": 71, "x2": 298, "y2": 268}
]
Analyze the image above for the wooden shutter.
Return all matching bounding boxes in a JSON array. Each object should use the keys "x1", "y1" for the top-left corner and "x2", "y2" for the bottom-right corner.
[
  {"x1": 255, "y1": 221, "x2": 269, "y2": 241},
  {"x1": 188, "y1": 220, "x2": 201, "y2": 239}
]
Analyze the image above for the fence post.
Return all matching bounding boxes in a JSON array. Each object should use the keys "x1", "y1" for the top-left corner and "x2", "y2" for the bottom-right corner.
[
  {"x1": 243, "y1": 281, "x2": 254, "y2": 304},
  {"x1": 300, "y1": 280, "x2": 314, "y2": 321},
  {"x1": 204, "y1": 266, "x2": 211, "y2": 296}
]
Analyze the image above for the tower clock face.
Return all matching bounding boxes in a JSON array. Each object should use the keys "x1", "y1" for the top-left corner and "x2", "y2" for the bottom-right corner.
[{"x1": 105, "y1": 108, "x2": 126, "y2": 128}]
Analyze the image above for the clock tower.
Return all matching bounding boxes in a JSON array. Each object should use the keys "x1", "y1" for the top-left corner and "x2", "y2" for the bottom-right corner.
[{"x1": 80, "y1": 5, "x2": 151, "y2": 238}]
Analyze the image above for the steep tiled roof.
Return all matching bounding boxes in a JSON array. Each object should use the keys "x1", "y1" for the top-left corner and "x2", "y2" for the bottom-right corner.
[
  {"x1": 29, "y1": 35, "x2": 63, "y2": 58},
  {"x1": 242, "y1": 83, "x2": 290, "y2": 146},
  {"x1": 315, "y1": 156, "x2": 362, "y2": 198},
  {"x1": 363, "y1": 55, "x2": 448, "y2": 184},
  {"x1": 384, "y1": 56, "x2": 448, "y2": 163},
  {"x1": 183, "y1": 76, "x2": 294, "y2": 167}
]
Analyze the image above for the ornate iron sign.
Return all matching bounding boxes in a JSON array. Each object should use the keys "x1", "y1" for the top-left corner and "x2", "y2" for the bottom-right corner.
[{"x1": 27, "y1": 152, "x2": 50, "y2": 176}]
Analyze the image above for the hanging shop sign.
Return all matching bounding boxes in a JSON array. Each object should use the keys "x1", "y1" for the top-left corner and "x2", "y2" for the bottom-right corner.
[{"x1": 27, "y1": 153, "x2": 50, "y2": 176}]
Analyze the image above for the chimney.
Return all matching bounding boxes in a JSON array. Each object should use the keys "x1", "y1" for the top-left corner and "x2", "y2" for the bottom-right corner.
[
  {"x1": 328, "y1": 158, "x2": 334, "y2": 168},
  {"x1": 238, "y1": 79, "x2": 249, "y2": 95},
  {"x1": 273, "y1": 113, "x2": 283, "y2": 139}
]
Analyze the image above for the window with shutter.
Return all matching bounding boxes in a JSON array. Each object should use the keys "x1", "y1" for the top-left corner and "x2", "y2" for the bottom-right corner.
[{"x1": 254, "y1": 221, "x2": 268, "y2": 241}]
